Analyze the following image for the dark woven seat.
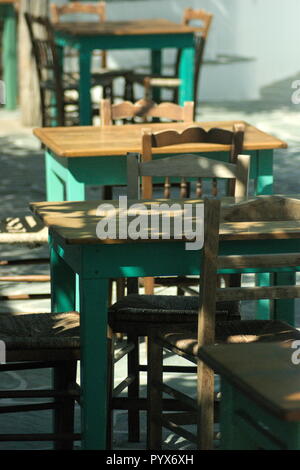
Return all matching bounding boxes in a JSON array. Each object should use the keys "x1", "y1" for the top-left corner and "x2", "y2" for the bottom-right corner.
[
  {"x1": 0, "y1": 311, "x2": 81, "y2": 447},
  {"x1": 109, "y1": 294, "x2": 240, "y2": 325},
  {"x1": 0, "y1": 312, "x2": 80, "y2": 352}
]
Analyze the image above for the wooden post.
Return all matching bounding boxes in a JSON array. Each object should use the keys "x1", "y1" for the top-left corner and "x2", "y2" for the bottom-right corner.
[{"x1": 18, "y1": 0, "x2": 49, "y2": 126}]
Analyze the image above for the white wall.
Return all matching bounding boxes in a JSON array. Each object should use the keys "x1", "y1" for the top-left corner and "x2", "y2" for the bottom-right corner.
[{"x1": 53, "y1": 0, "x2": 300, "y2": 101}]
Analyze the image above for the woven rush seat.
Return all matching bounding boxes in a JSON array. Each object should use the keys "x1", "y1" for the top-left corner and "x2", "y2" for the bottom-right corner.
[
  {"x1": 158, "y1": 320, "x2": 300, "y2": 358},
  {"x1": 0, "y1": 216, "x2": 48, "y2": 245},
  {"x1": 109, "y1": 294, "x2": 241, "y2": 325},
  {"x1": 0, "y1": 311, "x2": 81, "y2": 447},
  {"x1": 0, "y1": 312, "x2": 80, "y2": 362}
]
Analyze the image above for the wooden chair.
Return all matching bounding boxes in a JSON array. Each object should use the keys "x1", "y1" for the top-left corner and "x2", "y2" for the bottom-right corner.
[
  {"x1": 50, "y1": 1, "x2": 131, "y2": 101},
  {"x1": 99, "y1": 99, "x2": 195, "y2": 308},
  {"x1": 24, "y1": 12, "x2": 114, "y2": 126},
  {"x1": 199, "y1": 341, "x2": 300, "y2": 450},
  {"x1": 50, "y1": 0, "x2": 107, "y2": 67},
  {"x1": 140, "y1": 123, "x2": 245, "y2": 294},
  {"x1": 0, "y1": 216, "x2": 81, "y2": 448},
  {"x1": 124, "y1": 8, "x2": 213, "y2": 113},
  {"x1": 147, "y1": 196, "x2": 300, "y2": 450},
  {"x1": 107, "y1": 152, "x2": 250, "y2": 446},
  {"x1": 0, "y1": 310, "x2": 80, "y2": 448},
  {"x1": 100, "y1": 99, "x2": 194, "y2": 125},
  {"x1": 25, "y1": 12, "x2": 80, "y2": 126},
  {"x1": 99, "y1": 99, "x2": 195, "y2": 201}
]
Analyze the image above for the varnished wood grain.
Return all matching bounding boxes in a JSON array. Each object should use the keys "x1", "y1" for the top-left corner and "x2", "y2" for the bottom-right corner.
[
  {"x1": 100, "y1": 99, "x2": 194, "y2": 125},
  {"x1": 54, "y1": 19, "x2": 201, "y2": 36},
  {"x1": 50, "y1": 1, "x2": 106, "y2": 24},
  {"x1": 30, "y1": 196, "x2": 300, "y2": 245},
  {"x1": 33, "y1": 121, "x2": 287, "y2": 158},
  {"x1": 183, "y1": 8, "x2": 213, "y2": 38}
]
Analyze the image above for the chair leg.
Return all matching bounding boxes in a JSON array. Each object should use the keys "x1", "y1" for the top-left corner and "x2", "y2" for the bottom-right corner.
[
  {"x1": 107, "y1": 326, "x2": 115, "y2": 449},
  {"x1": 127, "y1": 332, "x2": 140, "y2": 442},
  {"x1": 144, "y1": 277, "x2": 154, "y2": 295},
  {"x1": 53, "y1": 360, "x2": 77, "y2": 450},
  {"x1": 177, "y1": 286, "x2": 185, "y2": 296},
  {"x1": 197, "y1": 359, "x2": 214, "y2": 450},
  {"x1": 147, "y1": 333, "x2": 163, "y2": 450},
  {"x1": 103, "y1": 185, "x2": 113, "y2": 200},
  {"x1": 124, "y1": 79, "x2": 135, "y2": 102}
]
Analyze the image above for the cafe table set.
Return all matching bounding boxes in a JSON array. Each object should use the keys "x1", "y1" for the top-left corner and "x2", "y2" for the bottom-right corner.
[
  {"x1": 31, "y1": 91, "x2": 294, "y2": 450},
  {"x1": 28, "y1": 12, "x2": 298, "y2": 452},
  {"x1": 30, "y1": 193, "x2": 300, "y2": 449}
]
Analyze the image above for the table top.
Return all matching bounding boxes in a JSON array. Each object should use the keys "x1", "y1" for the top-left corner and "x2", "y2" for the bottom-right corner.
[
  {"x1": 54, "y1": 19, "x2": 201, "y2": 37},
  {"x1": 199, "y1": 341, "x2": 300, "y2": 421},
  {"x1": 30, "y1": 196, "x2": 300, "y2": 245},
  {"x1": 33, "y1": 121, "x2": 287, "y2": 158}
]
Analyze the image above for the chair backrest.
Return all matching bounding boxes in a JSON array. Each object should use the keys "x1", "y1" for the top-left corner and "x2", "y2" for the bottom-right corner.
[
  {"x1": 50, "y1": 1, "x2": 107, "y2": 68},
  {"x1": 175, "y1": 8, "x2": 213, "y2": 103},
  {"x1": 140, "y1": 124, "x2": 245, "y2": 198},
  {"x1": 24, "y1": 13, "x2": 64, "y2": 127},
  {"x1": 100, "y1": 99, "x2": 194, "y2": 125},
  {"x1": 50, "y1": 1, "x2": 106, "y2": 24},
  {"x1": 197, "y1": 194, "x2": 300, "y2": 448},
  {"x1": 127, "y1": 152, "x2": 250, "y2": 200}
]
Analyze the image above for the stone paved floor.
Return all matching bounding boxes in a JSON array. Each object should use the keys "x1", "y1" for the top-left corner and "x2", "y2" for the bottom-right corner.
[{"x1": 0, "y1": 88, "x2": 300, "y2": 449}]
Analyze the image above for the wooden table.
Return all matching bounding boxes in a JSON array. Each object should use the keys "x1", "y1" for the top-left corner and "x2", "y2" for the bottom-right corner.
[
  {"x1": 54, "y1": 19, "x2": 200, "y2": 125},
  {"x1": 30, "y1": 196, "x2": 300, "y2": 449},
  {"x1": 33, "y1": 120, "x2": 287, "y2": 201},
  {"x1": 199, "y1": 341, "x2": 300, "y2": 449},
  {"x1": 0, "y1": 0, "x2": 18, "y2": 109}
]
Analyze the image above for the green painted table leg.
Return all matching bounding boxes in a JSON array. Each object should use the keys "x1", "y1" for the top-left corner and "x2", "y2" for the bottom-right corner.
[
  {"x1": 79, "y1": 276, "x2": 110, "y2": 450},
  {"x1": 46, "y1": 152, "x2": 85, "y2": 201},
  {"x1": 219, "y1": 379, "x2": 235, "y2": 450},
  {"x1": 66, "y1": 172, "x2": 85, "y2": 201},
  {"x1": 256, "y1": 272, "x2": 272, "y2": 320},
  {"x1": 178, "y1": 47, "x2": 195, "y2": 105},
  {"x1": 45, "y1": 152, "x2": 66, "y2": 201},
  {"x1": 255, "y1": 149, "x2": 273, "y2": 196},
  {"x1": 78, "y1": 47, "x2": 92, "y2": 125},
  {"x1": 50, "y1": 243, "x2": 76, "y2": 313},
  {"x1": 2, "y1": 4, "x2": 17, "y2": 110},
  {"x1": 151, "y1": 49, "x2": 161, "y2": 103},
  {"x1": 273, "y1": 271, "x2": 296, "y2": 325},
  {"x1": 255, "y1": 149, "x2": 274, "y2": 318}
]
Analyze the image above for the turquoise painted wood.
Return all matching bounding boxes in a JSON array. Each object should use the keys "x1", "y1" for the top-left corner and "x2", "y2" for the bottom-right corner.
[
  {"x1": 54, "y1": 31, "x2": 196, "y2": 125},
  {"x1": 48, "y1": 230, "x2": 300, "y2": 449},
  {"x1": 220, "y1": 379, "x2": 300, "y2": 450},
  {"x1": 178, "y1": 47, "x2": 195, "y2": 105},
  {"x1": 0, "y1": 3, "x2": 17, "y2": 110},
  {"x1": 45, "y1": 149, "x2": 263, "y2": 202},
  {"x1": 151, "y1": 49, "x2": 162, "y2": 103}
]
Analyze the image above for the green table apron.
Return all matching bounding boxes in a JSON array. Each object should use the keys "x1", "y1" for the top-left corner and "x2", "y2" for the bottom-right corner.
[
  {"x1": 49, "y1": 233, "x2": 300, "y2": 449},
  {"x1": 45, "y1": 148, "x2": 273, "y2": 201},
  {"x1": 54, "y1": 30, "x2": 195, "y2": 125},
  {"x1": 0, "y1": 2, "x2": 17, "y2": 110},
  {"x1": 220, "y1": 379, "x2": 300, "y2": 450}
]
